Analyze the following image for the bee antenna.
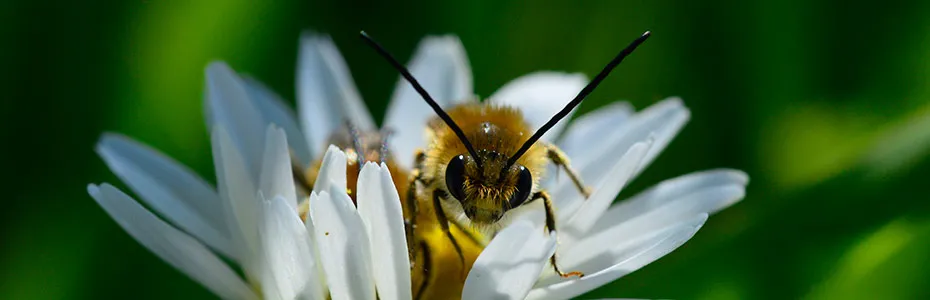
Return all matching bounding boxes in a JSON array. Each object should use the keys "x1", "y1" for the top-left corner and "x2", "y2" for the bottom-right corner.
[
  {"x1": 505, "y1": 31, "x2": 651, "y2": 168},
  {"x1": 360, "y1": 31, "x2": 483, "y2": 168}
]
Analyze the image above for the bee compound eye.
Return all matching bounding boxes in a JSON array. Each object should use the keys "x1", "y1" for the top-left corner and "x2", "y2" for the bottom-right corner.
[
  {"x1": 508, "y1": 166, "x2": 533, "y2": 208},
  {"x1": 445, "y1": 155, "x2": 468, "y2": 201}
]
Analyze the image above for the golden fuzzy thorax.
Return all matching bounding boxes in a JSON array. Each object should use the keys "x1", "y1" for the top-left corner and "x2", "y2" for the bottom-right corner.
[{"x1": 422, "y1": 102, "x2": 548, "y2": 227}]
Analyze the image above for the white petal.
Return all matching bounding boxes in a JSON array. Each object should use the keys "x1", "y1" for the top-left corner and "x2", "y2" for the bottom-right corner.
[
  {"x1": 383, "y1": 35, "x2": 473, "y2": 169},
  {"x1": 573, "y1": 98, "x2": 688, "y2": 180},
  {"x1": 305, "y1": 145, "x2": 346, "y2": 296},
  {"x1": 488, "y1": 72, "x2": 588, "y2": 142},
  {"x1": 561, "y1": 139, "x2": 653, "y2": 236},
  {"x1": 550, "y1": 98, "x2": 688, "y2": 211},
  {"x1": 565, "y1": 183, "x2": 745, "y2": 258},
  {"x1": 463, "y1": 220, "x2": 555, "y2": 300},
  {"x1": 356, "y1": 163, "x2": 412, "y2": 300},
  {"x1": 96, "y1": 134, "x2": 235, "y2": 259},
  {"x1": 258, "y1": 195, "x2": 324, "y2": 300},
  {"x1": 211, "y1": 126, "x2": 261, "y2": 271},
  {"x1": 541, "y1": 102, "x2": 635, "y2": 190},
  {"x1": 309, "y1": 186, "x2": 376, "y2": 300},
  {"x1": 241, "y1": 75, "x2": 313, "y2": 167},
  {"x1": 298, "y1": 33, "x2": 374, "y2": 157},
  {"x1": 528, "y1": 215, "x2": 707, "y2": 300},
  {"x1": 304, "y1": 201, "x2": 327, "y2": 296},
  {"x1": 205, "y1": 62, "x2": 266, "y2": 181},
  {"x1": 630, "y1": 98, "x2": 690, "y2": 178},
  {"x1": 591, "y1": 169, "x2": 749, "y2": 232},
  {"x1": 570, "y1": 98, "x2": 685, "y2": 172},
  {"x1": 557, "y1": 102, "x2": 635, "y2": 159},
  {"x1": 311, "y1": 145, "x2": 348, "y2": 194},
  {"x1": 559, "y1": 184, "x2": 743, "y2": 274},
  {"x1": 259, "y1": 125, "x2": 298, "y2": 209},
  {"x1": 88, "y1": 184, "x2": 257, "y2": 300}
]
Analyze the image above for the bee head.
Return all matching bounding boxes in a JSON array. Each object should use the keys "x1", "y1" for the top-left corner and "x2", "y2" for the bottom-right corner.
[{"x1": 444, "y1": 151, "x2": 533, "y2": 224}]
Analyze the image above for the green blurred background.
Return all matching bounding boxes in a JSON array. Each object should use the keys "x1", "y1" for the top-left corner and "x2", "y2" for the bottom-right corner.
[{"x1": 3, "y1": 0, "x2": 930, "y2": 299}]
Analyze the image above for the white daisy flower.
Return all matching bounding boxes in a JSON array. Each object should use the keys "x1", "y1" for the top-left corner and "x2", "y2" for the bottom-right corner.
[{"x1": 89, "y1": 31, "x2": 748, "y2": 300}]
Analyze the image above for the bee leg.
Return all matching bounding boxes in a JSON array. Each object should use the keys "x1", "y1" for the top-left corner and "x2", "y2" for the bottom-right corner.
[
  {"x1": 378, "y1": 127, "x2": 394, "y2": 165},
  {"x1": 433, "y1": 189, "x2": 467, "y2": 273},
  {"x1": 537, "y1": 190, "x2": 585, "y2": 278},
  {"x1": 414, "y1": 241, "x2": 432, "y2": 300},
  {"x1": 345, "y1": 120, "x2": 366, "y2": 168},
  {"x1": 546, "y1": 144, "x2": 591, "y2": 198},
  {"x1": 405, "y1": 150, "x2": 427, "y2": 262}
]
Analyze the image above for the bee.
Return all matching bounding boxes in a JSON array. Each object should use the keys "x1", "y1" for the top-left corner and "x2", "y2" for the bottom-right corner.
[{"x1": 361, "y1": 29, "x2": 652, "y2": 296}]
